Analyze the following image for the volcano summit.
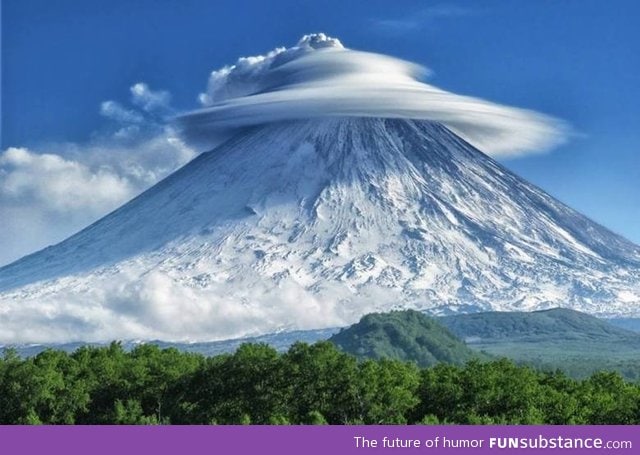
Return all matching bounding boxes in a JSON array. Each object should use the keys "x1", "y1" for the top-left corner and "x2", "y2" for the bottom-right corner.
[{"x1": 0, "y1": 35, "x2": 638, "y2": 343}]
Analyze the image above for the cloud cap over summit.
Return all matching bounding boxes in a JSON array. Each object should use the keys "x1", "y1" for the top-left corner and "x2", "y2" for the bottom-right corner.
[{"x1": 179, "y1": 33, "x2": 569, "y2": 157}]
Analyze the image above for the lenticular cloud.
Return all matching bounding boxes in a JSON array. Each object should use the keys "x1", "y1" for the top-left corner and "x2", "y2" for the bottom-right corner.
[{"x1": 179, "y1": 33, "x2": 569, "y2": 157}]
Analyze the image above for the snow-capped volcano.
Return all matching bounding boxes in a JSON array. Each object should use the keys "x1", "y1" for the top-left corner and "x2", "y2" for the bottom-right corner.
[{"x1": 1, "y1": 117, "x2": 639, "y2": 343}]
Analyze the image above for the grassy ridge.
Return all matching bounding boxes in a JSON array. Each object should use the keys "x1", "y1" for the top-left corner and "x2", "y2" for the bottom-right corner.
[
  {"x1": 440, "y1": 308, "x2": 640, "y2": 343},
  {"x1": 330, "y1": 309, "x2": 485, "y2": 366},
  {"x1": 328, "y1": 308, "x2": 640, "y2": 380},
  {"x1": 439, "y1": 308, "x2": 640, "y2": 380}
]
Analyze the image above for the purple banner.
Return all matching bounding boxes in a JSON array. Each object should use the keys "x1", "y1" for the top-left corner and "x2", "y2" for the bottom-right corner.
[{"x1": 0, "y1": 425, "x2": 637, "y2": 454}]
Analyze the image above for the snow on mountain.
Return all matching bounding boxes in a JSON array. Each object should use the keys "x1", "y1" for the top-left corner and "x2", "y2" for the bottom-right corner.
[{"x1": 1, "y1": 117, "x2": 638, "y2": 343}]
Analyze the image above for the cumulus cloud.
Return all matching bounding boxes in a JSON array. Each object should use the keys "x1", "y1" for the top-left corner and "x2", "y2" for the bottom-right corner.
[
  {"x1": 100, "y1": 100, "x2": 145, "y2": 124},
  {"x1": 0, "y1": 147, "x2": 133, "y2": 212},
  {"x1": 0, "y1": 147, "x2": 133, "y2": 267},
  {"x1": 197, "y1": 33, "x2": 345, "y2": 106},
  {"x1": 130, "y1": 82, "x2": 172, "y2": 113},
  {"x1": 0, "y1": 265, "x2": 393, "y2": 343},
  {"x1": 0, "y1": 83, "x2": 196, "y2": 266},
  {"x1": 180, "y1": 33, "x2": 569, "y2": 157}
]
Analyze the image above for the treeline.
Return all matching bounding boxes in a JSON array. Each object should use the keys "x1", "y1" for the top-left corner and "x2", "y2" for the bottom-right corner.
[
  {"x1": 516, "y1": 356, "x2": 640, "y2": 382},
  {"x1": 1, "y1": 341, "x2": 639, "y2": 424}
]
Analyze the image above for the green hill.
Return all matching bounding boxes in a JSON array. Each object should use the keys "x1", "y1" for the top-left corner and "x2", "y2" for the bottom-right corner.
[
  {"x1": 329, "y1": 308, "x2": 640, "y2": 379},
  {"x1": 329, "y1": 310, "x2": 482, "y2": 366},
  {"x1": 439, "y1": 308, "x2": 640, "y2": 379},
  {"x1": 440, "y1": 308, "x2": 640, "y2": 344}
]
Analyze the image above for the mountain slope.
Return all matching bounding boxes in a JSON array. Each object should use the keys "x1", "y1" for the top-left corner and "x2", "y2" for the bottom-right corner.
[
  {"x1": 330, "y1": 310, "x2": 481, "y2": 366},
  {"x1": 0, "y1": 118, "x2": 639, "y2": 343},
  {"x1": 609, "y1": 318, "x2": 640, "y2": 333}
]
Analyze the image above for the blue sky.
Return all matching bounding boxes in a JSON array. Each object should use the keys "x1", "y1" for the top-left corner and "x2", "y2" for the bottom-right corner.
[{"x1": 2, "y1": 0, "x2": 639, "y2": 258}]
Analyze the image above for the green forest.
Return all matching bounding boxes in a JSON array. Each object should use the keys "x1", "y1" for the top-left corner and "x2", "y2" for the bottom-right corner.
[
  {"x1": 1, "y1": 341, "x2": 639, "y2": 425},
  {"x1": 329, "y1": 309, "x2": 640, "y2": 381}
]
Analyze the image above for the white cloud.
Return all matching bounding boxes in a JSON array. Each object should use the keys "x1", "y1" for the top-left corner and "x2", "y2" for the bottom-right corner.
[
  {"x1": 198, "y1": 33, "x2": 344, "y2": 106},
  {"x1": 0, "y1": 147, "x2": 133, "y2": 212},
  {"x1": 0, "y1": 147, "x2": 134, "y2": 266},
  {"x1": 181, "y1": 33, "x2": 569, "y2": 157},
  {"x1": 100, "y1": 100, "x2": 145, "y2": 124},
  {"x1": 130, "y1": 82, "x2": 172, "y2": 113},
  {"x1": 0, "y1": 266, "x2": 386, "y2": 343},
  {"x1": 0, "y1": 83, "x2": 196, "y2": 267},
  {"x1": 372, "y1": 5, "x2": 475, "y2": 32}
]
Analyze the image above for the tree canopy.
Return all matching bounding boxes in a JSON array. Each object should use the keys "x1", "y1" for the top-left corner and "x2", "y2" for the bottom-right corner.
[{"x1": 1, "y1": 341, "x2": 639, "y2": 425}]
